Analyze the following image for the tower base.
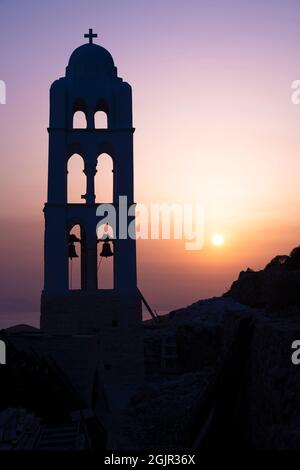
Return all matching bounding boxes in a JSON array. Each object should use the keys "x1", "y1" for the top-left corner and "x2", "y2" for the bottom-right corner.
[{"x1": 40, "y1": 290, "x2": 144, "y2": 385}]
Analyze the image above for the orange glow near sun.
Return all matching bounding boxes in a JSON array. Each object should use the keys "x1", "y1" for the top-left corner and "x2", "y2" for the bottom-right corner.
[{"x1": 211, "y1": 233, "x2": 225, "y2": 246}]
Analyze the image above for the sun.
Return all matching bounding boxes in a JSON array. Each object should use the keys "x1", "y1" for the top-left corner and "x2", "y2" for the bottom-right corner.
[{"x1": 211, "y1": 233, "x2": 224, "y2": 246}]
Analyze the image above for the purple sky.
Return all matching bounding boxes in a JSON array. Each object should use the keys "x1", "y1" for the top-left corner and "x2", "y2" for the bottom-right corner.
[{"x1": 1, "y1": 0, "x2": 300, "y2": 326}]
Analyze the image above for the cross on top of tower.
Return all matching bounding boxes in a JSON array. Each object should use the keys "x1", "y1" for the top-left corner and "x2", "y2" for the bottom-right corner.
[{"x1": 84, "y1": 28, "x2": 98, "y2": 44}]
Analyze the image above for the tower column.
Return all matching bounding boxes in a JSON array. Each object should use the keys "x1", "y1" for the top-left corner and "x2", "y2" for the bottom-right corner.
[
  {"x1": 87, "y1": 110, "x2": 94, "y2": 130},
  {"x1": 47, "y1": 132, "x2": 67, "y2": 203},
  {"x1": 114, "y1": 135, "x2": 134, "y2": 203},
  {"x1": 83, "y1": 160, "x2": 96, "y2": 204},
  {"x1": 85, "y1": 218, "x2": 98, "y2": 290}
]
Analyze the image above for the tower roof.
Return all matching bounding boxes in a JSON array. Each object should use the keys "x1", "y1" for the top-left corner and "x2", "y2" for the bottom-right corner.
[{"x1": 67, "y1": 43, "x2": 115, "y2": 77}]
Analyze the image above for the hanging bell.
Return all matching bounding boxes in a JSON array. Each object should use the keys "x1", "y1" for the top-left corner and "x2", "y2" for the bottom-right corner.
[
  {"x1": 99, "y1": 237, "x2": 114, "y2": 258},
  {"x1": 69, "y1": 233, "x2": 81, "y2": 243},
  {"x1": 68, "y1": 243, "x2": 78, "y2": 259}
]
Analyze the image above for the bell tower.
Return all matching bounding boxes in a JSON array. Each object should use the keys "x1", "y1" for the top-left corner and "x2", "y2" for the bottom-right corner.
[{"x1": 40, "y1": 31, "x2": 144, "y2": 384}]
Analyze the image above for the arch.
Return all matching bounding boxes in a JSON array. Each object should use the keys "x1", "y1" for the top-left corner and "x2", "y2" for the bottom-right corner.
[
  {"x1": 97, "y1": 223, "x2": 114, "y2": 289},
  {"x1": 72, "y1": 99, "x2": 87, "y2": 128},
  {"x1": 67, "y1": 142, "x2": 84, "y2": 159},
  {"x1": 73, "y1": 110, "x2": 87, "y2": 128},
  {"x1": 94, "y1": 110, "x2": 108, "y2": 129},
  {"x1": 67, "y1": 153, "x2": 86, "y2": 203},
  {"x1": 68, "y1": 223, "x2": 87, "y2": 290},
  {"x1": 97, "y1": 223, "x2": 114, "y2": 240},
  {"x1": 96, "y1": 141, "x2": 116, "y2": 159},
  {"x1": 94, "y1": 99, "x2": 109, "y2": 129},
  {"x1": 95, "y1": 153, "x2": 113, "y2": 203}
]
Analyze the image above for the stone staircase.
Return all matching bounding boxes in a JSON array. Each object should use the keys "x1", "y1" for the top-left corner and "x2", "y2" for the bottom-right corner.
[{"x1": 35, "y1": 422, "x2": 85, "y2": 450}]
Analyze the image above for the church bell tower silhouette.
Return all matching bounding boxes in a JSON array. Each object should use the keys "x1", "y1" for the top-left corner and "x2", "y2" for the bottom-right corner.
[{"x1": 40, "y1": 30, "x2": 144, "y2": 384}]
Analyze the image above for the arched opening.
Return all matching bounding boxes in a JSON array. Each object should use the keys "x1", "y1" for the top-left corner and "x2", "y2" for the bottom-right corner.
[
  {"x1": 95, "y1": 153, "x2": 113, "y2": 203},
  {"x1": 67, "y1": 154, "x2": 86, "y2": 203},
  {"x1": 97, "y1": 223, "x2": 114, "y2": 289},
  {"x1": 68, "y1": 224, "x2": 86, "y2": 290},
  {"x1": 94, "y1": 111, "x2": 108, "y2": 129},
  {"x1": 73, "y1": 110, "x2": 87, "y2": 129},
  {"x1": 94, "y1": 99, "x2": 109, "y2": 129}
]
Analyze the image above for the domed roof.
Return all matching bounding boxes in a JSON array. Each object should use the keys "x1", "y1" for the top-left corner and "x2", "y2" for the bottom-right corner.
[{"x1": 67, "y1": 43, "x2": 115, "y2": 76}]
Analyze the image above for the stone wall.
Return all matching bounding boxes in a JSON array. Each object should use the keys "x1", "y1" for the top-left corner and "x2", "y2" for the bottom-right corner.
[
  {"x1": 144, "y1": 298, "x2": 248, "y2": 377},
  {"x1": 248, "y1": 315, "x2": 300, "y2": 449},
  {"x1": 221, "y1": 307, "x2": 300, "y2": 449},
  {"x1": 142, "y1": 298, "x2": 300, "y2": 449}
]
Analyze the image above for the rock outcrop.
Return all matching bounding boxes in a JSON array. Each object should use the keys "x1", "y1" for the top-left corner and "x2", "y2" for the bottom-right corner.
[{"x1": 225, "y1": 246, "x2": 300, "y2": 312}]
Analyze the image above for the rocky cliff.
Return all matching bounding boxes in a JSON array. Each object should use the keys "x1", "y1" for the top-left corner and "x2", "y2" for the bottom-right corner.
[{"x1": 125, "y1": 247, "x2": 300, "y2": 449}]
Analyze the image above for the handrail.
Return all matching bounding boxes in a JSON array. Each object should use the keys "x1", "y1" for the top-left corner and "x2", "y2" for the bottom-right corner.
[{"x1": 138, "y1": 288, "x2": 160, "y2": 323}]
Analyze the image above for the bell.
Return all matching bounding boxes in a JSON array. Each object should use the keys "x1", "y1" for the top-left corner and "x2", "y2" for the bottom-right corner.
[
  {"x1": 68, "y1": 243, "x2": 78, "y2": 259},
  {"x1": 69, "y1": 233, "x2": 81, "y2": 243},
  {"x1": 99, "y1": 237, "x2": 114, "y2": 258}
]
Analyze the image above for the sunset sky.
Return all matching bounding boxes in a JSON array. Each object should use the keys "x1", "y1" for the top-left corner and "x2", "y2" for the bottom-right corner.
[{"x1": 1, "y1": 0, "x2": 300, "y2": 326}]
